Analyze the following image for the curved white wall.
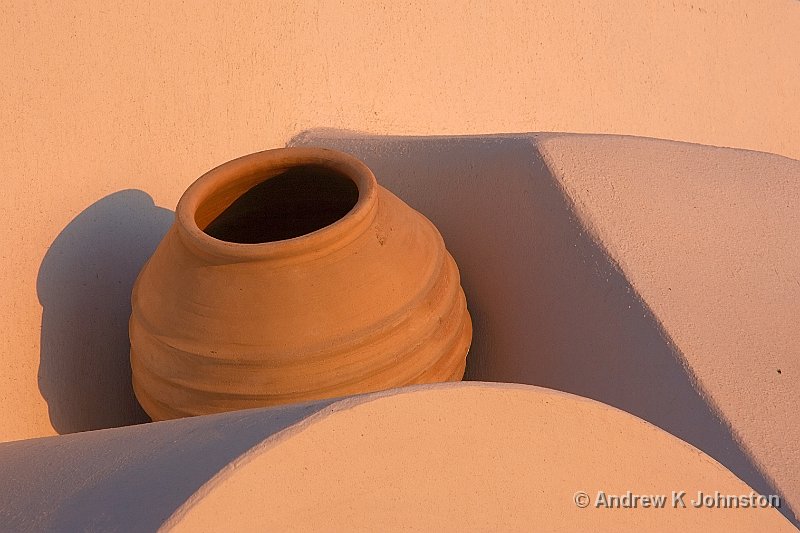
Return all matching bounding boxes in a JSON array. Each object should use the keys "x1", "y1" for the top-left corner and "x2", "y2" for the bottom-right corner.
[{"x1": 1, "y1": 384, "x2": 794, "y2": 531}]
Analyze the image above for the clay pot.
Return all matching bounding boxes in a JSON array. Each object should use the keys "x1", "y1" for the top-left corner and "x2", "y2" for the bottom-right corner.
[{"x1": 130, "y1": 147, "x2": 472, "y2": 420}]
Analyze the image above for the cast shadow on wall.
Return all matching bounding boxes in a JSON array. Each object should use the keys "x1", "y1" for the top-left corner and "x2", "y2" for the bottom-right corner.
[
  {"x1": 290, "y1": 129, "x2": 793, "y2": 525},
  {"x1": 37, "y1": 190, "x2": 174, "y2": 434}
]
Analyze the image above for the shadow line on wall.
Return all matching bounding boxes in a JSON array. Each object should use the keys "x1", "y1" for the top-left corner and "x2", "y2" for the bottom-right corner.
[{"x1": 289, "y1": 129, "x2": 795, "y2": 526}]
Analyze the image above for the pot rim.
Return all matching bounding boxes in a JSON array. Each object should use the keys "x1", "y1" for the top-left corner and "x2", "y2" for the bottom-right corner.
[{"x1": 176, "y1": 147, "x2": 379, "y2": 261}]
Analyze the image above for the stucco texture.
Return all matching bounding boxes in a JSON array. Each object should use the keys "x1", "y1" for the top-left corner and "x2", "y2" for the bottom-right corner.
[{"x1": 1, "y1": 1, "x2": 799, "y2": 529}]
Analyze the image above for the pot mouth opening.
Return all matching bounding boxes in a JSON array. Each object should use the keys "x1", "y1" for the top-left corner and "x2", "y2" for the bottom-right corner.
[
  {"x1": 197, "y1": 164, "x2": 359, "y2": 244},
  {"x1": 177, "y1": 148, "x2": 378, "y2": 260}
]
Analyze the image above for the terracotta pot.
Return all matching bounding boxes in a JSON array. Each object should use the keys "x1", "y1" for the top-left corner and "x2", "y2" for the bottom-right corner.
[{"x1": 130, "y1": 147, "x2": 472, "y2": 420}]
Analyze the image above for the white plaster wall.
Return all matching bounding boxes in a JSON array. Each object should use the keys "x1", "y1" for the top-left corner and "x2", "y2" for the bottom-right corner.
[
  {"x1": 292, "y1": 132, "x2": 799, "y2": 523},
  {"x1": 1, "y1": 1, "x2": 799, "y2": 442},
  {"x1": 0, "y1": 383, "x2": 794, "y2": 532}
]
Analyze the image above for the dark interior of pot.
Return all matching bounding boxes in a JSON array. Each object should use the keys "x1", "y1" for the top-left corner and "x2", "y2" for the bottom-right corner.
[{"x1": 200, "y1": 165, "x2": 360, "y2": 244}]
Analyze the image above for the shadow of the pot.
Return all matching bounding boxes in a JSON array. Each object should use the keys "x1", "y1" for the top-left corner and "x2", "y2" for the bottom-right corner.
[{"x1": 37, "y1": 190, "x2": 173, "y2": 434}]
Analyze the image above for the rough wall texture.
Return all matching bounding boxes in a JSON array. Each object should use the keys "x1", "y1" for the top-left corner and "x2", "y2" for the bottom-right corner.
[{"x1": 1, "y1": 2, "x2": 799, "y2": 442}]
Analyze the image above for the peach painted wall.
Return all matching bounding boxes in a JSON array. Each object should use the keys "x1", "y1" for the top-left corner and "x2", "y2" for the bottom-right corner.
[{"x1": 1, "y1": 1, "x2": 799, "y2": 442}]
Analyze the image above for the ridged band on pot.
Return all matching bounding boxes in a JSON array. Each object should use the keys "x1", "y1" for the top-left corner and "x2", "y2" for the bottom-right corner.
[{"x1": 129, "y1": 147, "x2": 472, "y2": 420}]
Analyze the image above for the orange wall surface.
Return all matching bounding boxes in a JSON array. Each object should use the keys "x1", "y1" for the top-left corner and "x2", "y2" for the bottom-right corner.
[{"x1": 1, "y1": 1, "x2": 799, "y2": 442}]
